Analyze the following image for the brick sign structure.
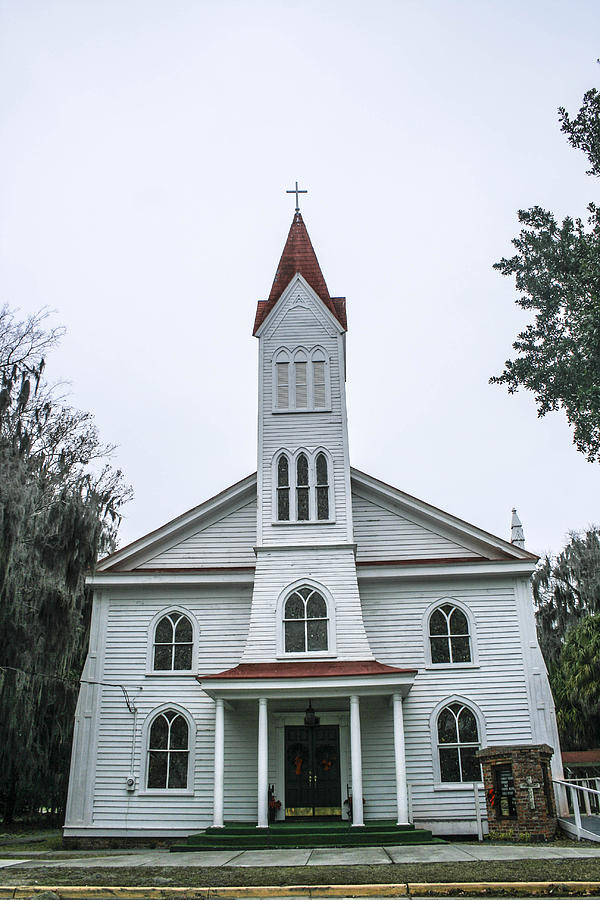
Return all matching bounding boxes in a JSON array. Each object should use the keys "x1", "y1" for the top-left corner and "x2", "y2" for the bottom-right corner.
[{"x1": 477, "y1": 744, "x2": 557, "y2": 840}]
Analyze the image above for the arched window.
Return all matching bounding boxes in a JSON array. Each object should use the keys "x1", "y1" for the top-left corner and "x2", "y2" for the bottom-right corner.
[
  {"x1": 437, "y1": 702, "x2": 481, "y2": 783},
  {"x1": 312, "y1": 350, "x2": 327, "y2": 408},
  {"x1": 272, "y1": 450, "x2": 334, "y2": 523},
  {"x1": 147, "y1": 709, "x2": 189, "y2": 789},
  {"x1": 275, "y1": 351, "x2": 290, "y2": 409},
  {"x1": 153, "y1": 612, "x2": 194, "y2": 671},
  {"x1": 277, "y1": 454, "x2": 290, "y2": 521},
  {"x1": 283, "y1": 586, "x2": 329, "y2": 653},
  {"x1": 296, "y1": 453, "x2": 309, "y2": 520},
  {"x1": 272, "y1": 347, "x2": 329, "y2": 412},
  {"x1": 315, "y1": 452, "x2": 329, "y2": 520},
  {"x1": 294, "y1": 351, "x2": 308, "y2": 408},
  {"x1": 429, "y1": 603, "x2": 471, "y2": 664}
]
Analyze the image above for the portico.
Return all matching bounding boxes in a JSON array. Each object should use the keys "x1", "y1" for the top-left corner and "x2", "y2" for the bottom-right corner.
[{"x1": 199, "y1": 660, "x2": 416, "y2": 829}]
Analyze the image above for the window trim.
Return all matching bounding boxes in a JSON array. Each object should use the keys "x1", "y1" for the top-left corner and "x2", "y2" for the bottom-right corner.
[
  {"x1": 272, "y1": 346, "x2": 331, "y2": 413},
  {"x1": 272, "y1": 448, "x2": 335, "y2": 524},
  {"x1": 423, "y1": 598, "x2": 478, "y2": 669},
  {"x1": 146, "y1": 606, "x2": 200, "y2": 676},
  {"x1": 139, "y1": 703, "x2": 196, "y2": 796},
  {"x1": 429, "y1": 695, "x2": 486, "y2": 789},
  {"x1": 276, "y1": 579, "x2": 337, "y2": 658}
]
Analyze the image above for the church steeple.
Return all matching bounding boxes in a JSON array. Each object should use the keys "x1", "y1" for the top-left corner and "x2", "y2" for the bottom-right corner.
[
  {"x1": 253, "y1": 212, "x2": 347, "y2": 335},
  {"x1": 244, "y1": 206, "x2": 372, "y2": 665},
  {"x1": 269, "y1": 212, "x2": 331, "y2": 305}
]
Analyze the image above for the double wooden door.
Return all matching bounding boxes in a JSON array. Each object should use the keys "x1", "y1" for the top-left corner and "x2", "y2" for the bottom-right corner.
[{"x1": 284, "y1": 724, "x2": 341, "y2": 817}]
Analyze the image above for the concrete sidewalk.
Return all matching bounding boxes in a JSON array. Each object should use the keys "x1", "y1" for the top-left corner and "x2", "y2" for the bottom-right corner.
[{"x1": 1, "y1": 842, "x2": 600, "y2": 870}]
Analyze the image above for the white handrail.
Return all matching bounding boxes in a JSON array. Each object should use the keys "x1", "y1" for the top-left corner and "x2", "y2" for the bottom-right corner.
[
  {"x1": 564, "y1": 777, "x2": 600, "y2": 784},
  {"x1": 555, "y1": 777, "x2": 600, "y2": 795},
  {"x1": 553, "y1": 778, "x2": 600, "y2": 840}
]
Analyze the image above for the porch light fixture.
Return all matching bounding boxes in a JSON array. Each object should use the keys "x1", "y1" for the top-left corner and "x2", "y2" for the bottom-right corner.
[{"x1": 304, "y1": 700, "x2": 320, "y2": 727}]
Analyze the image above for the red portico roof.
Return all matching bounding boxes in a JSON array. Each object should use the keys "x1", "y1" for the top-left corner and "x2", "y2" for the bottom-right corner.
[
  {"x1": 201, "y1": 660, "x2": 417, "y2": 680},
  {"x1": 253, "y1": 212, "x2": 347, "y2": 334}
]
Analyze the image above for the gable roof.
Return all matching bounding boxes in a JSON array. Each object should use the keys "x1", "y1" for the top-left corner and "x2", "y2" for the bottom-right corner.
[
  {"x1": 96, "y1": 473, "x2": 256, "y2": 572},
  {"x1": 94, "y1": 467, "x2": 536, "y2": 575},
  {"x1": 253, "y1": 212, "x2": 347, "y2": 334},
  {"x1": 351, "y1": 469, "x2": 538, "y2": 563}
]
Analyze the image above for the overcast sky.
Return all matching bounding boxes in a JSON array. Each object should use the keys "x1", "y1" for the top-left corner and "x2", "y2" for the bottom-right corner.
[{"x1": 1, "y1": 0, "x2": 598, "y2": 559}]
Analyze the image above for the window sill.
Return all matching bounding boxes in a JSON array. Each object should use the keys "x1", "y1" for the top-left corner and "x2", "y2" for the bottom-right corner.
[
  {"x1": 277, "y1": 652, "x2": 337, "y2": 660},
  {"x1": 272, "y1": 408, "x2": 332, "y2": 415},
  {"x1": 145, "y1": 671, "x2": 197, "y2": 677},
  {"x1": 272, "y1": 520, "x2": 336, "y2": 526},
  {"x1": 425, "y1": 663, "x2": 480, "y2": 671},
  {"x1": 138, "y1": 789, "x2": 195, "y2": 797},
  {"x1": 433, "y1": 782, "x2": 484, "y2": 792}
]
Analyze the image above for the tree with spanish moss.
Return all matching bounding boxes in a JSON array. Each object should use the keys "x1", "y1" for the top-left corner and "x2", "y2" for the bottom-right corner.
[
  {"x1": 533, "y1": 526, "x2": 600, "y2": 670},
  {"x1": 492, "y1": 86, "x2": 600, "y2": 461},
  {"x1": 0, "y1": 305, "x2": 131, "y2": 824}
]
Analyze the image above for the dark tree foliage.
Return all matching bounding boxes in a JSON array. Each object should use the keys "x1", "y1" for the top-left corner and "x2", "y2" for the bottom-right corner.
[
  {"x1": 533, "y1": 527, "x2": 600, "y2": 669},
  {"x1": 549, "y1": 614, "x2": 600, "y2": 751},
  {"x1": 492, "y1": 88, "x2": 600, "y2": 461},
  {"x1": 0, "y1": 306, "x2": 131, "y2": 824}
]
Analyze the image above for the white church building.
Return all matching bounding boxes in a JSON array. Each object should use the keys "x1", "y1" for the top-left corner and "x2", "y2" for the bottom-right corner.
[{"x1": 64, "y1": 207, "x2": 562, "y2": 841}]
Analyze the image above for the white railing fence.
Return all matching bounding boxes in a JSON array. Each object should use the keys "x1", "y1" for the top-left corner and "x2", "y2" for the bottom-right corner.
[{"x1": 553, "y1": 778, "x2": 600, "y2": 840}]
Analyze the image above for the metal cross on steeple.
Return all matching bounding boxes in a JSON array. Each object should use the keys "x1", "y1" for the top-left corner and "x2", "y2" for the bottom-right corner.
[{"x1": 286, "y1": 181, "x2": 307, "y2": 213}]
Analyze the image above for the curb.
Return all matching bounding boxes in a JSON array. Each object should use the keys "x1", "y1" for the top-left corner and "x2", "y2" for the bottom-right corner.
[{"x1": 1, "y1": 884, "x2": 600, "y2": 899}]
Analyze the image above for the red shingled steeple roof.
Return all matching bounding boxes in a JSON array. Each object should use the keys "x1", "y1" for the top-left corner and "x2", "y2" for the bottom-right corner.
[{"x1": 253, "y1": 212, "x2": 347, "y2": 335}]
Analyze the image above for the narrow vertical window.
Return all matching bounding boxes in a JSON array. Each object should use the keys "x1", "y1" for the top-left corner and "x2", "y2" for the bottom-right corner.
[
  {"x1": 316, "y1": 452, "x2": 329, "y2": 520},
  {"x1": 295, "y1": 356, "x2": 308, "y2": 408},
  {"x1": 313, "y1": 356, "x2": 326, "y2": 408},
  {"x1": 277, "y1": 455, "x2": 290, "y2": 521},
  {"x1": 276, "y1": 361, "x2": 289, "y2": 409},
  {"x1": 296, "y1": 454, "x2": 309, "y2": 520}
]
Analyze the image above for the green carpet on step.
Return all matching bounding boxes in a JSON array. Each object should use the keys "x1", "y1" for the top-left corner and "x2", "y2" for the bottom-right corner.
[{"x1": 170, "y1": 820, "x2": 445, "y2": 851}]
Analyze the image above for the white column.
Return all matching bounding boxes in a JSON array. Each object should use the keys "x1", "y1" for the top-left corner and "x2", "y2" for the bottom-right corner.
[
  {"x1": 257, "y1": 697, "x2": 269, "y2": 828},
  {"x1": 392, "y1": 692, "x2": 409, "y2": 825},
  {"x1": 213, "y1": 698, "x2": 224, "y2": 828},
  {"x1": 349, "y1": 694, "x2": 364, "y2": 827}
]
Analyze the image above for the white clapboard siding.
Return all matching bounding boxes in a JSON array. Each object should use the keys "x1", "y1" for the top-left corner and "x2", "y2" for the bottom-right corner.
[
  {"x1": 224, "y1": 705, "x2": 258, "y2": 822},
  {"x1": 260, "y1": 290, "x2": 351, "y2": 546},
  {"x1": 241, "y1": 546, "x2": 372, "y2": 662},
  {"x1": 352, "y1": 492, "x2": 481, "y2": 561},
  {"x1": 90, "y1": 588, "x2": 252, "y2": 829},
  {"x1": 137, "y1": 500, "x2": 257, "y2": 569},
  {"x1": 361, "y1": 697, "x2": 397, "y2": 820},
  {"x1": 128, "y1": 484, "x2": 488, "y2": 571},
  {"x1": 359, "y1": 576, "x2": 533, "y2": 824}
]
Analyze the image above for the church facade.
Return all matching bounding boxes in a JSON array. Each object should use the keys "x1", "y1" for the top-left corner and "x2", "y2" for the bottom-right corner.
[{"x1": 64, "y1": 211, "x2": 562, "y2": 840}]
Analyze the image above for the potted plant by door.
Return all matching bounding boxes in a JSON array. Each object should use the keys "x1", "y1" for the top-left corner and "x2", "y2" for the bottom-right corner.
[
  {"x1": 344, "y1": 793, "x2": 365, "y2": 822},
  {"x1": 268, "y1": 784, "x2": 281, "y2": 823}
]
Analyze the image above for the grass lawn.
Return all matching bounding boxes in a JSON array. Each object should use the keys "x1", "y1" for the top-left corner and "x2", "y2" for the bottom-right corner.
[
  {"x1": 2, "y1": 859, "x2": 600, "y2": 888},
  {"x1": 0, "y1": 829, "x2": 63, "y2": 852}
]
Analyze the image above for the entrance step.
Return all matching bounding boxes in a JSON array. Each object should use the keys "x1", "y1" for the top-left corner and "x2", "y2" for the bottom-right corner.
[
  {"x1": 171, "y1": 820, "x2": 444, "y2": 851},
  {"x1": 202, "y1": 822, "x2": 416, "y2": 836}
]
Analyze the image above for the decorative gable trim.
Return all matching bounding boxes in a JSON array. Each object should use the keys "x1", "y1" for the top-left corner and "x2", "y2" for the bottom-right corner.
[{"x1": 255, "y1": 274, "x2": 346, "y2": 340}]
